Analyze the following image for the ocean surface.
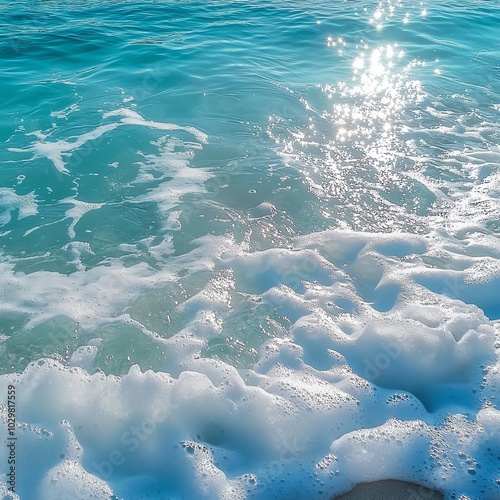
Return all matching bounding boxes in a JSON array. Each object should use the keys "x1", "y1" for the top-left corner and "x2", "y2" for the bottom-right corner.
[{"x1": 0, "y1": 0, "x2": 499, "y2": 498}]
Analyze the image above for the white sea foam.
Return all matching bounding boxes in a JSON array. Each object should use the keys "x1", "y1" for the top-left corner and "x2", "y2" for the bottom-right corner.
[
  {"x1": 103, "y1": 108, "x2": 208, "y2": 144},
  {"x1": 0, "y1": 188, "x2": 38, "y2": 225},
  {"x1": 64, "y1": 199, "x2": 105, "y2": 239},
  {"x1": 133, "y1": 135, "x2": 210, "y2": 219},
  {"x1": 21, "y1": 108, "x2": 207, "y2": 175},
  {"x1": 0, "y1": 227, "x2": 498, "y2": 498}
]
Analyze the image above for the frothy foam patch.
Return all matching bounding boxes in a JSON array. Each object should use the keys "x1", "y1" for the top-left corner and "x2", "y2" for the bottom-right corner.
[
  {"x1": 64, "y1": 199, "x2": 105, "y2": 239},
  {"x1": 0, "y1": 227, "x2": 498, "y2": 498},
  {"x1": 1, "y1": 353, "x2": 499, "y2": 499},
  {"x1": 0, "y1": 188, "x2": 38, "y2": 226}
]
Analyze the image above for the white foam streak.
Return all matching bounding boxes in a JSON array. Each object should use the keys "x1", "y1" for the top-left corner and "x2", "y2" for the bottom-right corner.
[
  {"x1": 29, "y1": 109, "x2": 207, "y2": 174},
  {"x1": 33, "y1": 123, "x2": 119, "y2": 174},
  {"x1": 103, "y1": 108, "x2": 208, "y2": 143}
]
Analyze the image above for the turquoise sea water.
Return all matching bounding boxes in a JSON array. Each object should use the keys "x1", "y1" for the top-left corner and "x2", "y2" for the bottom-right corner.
[{"x1": 1, "y1": 1, "x2": 499, "y2": 499}]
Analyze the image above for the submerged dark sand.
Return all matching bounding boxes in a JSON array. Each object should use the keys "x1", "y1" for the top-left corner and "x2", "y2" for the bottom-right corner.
[{"x1": 334, "y1": 479, "x2": 444, "y2": 500}]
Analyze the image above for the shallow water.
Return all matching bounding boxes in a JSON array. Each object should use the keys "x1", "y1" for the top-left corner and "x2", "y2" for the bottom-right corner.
[{"x1": 0, "y1": 1, "x2": 499, "y2": 499}]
